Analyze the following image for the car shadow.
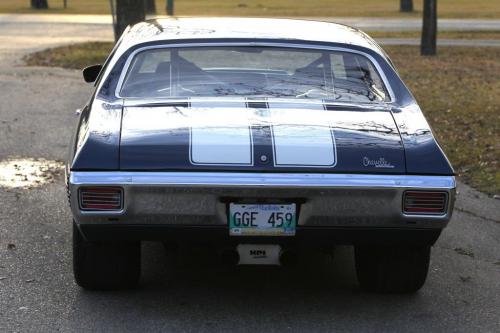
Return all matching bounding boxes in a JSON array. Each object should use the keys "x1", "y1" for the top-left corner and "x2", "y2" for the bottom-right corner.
[
  {"x1": 68, "y1": 242, "x2": 425, "y2": 332},
  {"x1": 140, "y1": 241, "x2": 357, "y2": 292}
]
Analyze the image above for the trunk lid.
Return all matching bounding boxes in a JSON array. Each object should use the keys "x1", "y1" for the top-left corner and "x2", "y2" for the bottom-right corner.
[{"x1": 119, "y1": 99, "x2": 405, "y2": 173}]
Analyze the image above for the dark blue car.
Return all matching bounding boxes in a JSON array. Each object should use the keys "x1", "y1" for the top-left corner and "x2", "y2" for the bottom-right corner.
[{"x1": 67, "y1": 18, "x2": 455, "y2": 292}]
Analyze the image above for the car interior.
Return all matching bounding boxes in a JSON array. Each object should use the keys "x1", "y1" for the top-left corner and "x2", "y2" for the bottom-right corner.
[{"x1": 120, "y1": 47, "x2": 388, "y2": 102}]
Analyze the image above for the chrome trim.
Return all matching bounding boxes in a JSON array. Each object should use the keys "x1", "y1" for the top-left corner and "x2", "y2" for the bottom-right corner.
[
  {"x1": 122, "y1": 97, "x2": 394, "y2": 109},
  {"x1": 69, "y1": 172, "x2": 455, "y2": 228},
  {"x1": 70, "y1": 172, "x2": 455, "y2": 189},
  {"x1": 114, "y1": 42, "x2": 396, "y2": 102}
]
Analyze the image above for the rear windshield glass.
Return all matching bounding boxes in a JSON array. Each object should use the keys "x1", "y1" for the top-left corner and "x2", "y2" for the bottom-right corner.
[{"x1": 119, "y1": 46, "x2": 390, "y2": 102}]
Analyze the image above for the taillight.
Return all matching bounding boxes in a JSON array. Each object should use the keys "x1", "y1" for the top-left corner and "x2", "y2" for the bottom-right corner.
[
  {"x1": 403, "y1": 191, "x2": 447, "y2": 215},
  {"x1": 79, "y1": 187, "x2": 123, "y2": 211}
]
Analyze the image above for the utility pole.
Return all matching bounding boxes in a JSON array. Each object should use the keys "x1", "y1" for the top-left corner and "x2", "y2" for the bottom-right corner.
[
  {"x1": 31, "y1": 0, "x2": 48, "y2": 9},
  {"x1": 109, "y1": 0, "x2": 117, "y2": 40},
  {"x1": 144, "y1": 0, "x2": 156, "y2": 14},
  {"x1": 421, "y1": 0, "x2": 438, "y2": 55},
  {"x1": 115, "y1": 0, "x2": 145, "y2": 41},
  {"x1": 166, "y1": 0, "x2": 174, "y2": 16},
  {"x1": 400, "y1": 0, "x2": 413, "y2": 12}
]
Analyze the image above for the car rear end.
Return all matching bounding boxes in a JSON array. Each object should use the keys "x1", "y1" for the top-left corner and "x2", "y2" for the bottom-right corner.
[
  {"x1": 70, "y1": 172, "x2": 455, "y2": 241},
  {"x1": 68, "y1": 29, "x2": 455, "y2": 292}
]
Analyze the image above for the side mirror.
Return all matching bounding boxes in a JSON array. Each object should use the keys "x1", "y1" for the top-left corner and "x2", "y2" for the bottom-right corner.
[{"x1": 82, "y1": 64, "x2": 103, "y2": 83}]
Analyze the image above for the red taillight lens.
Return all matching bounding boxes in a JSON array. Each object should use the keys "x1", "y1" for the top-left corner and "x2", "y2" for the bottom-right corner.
[
  {"x1": 79, "y1": 187, "x2": 123, "y2": 211},
  {"x1": 403, "y1": 191, "x2": 447, "y2": 215}
]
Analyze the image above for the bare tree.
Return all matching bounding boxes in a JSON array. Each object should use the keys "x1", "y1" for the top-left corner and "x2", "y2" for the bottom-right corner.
[
  {"x1": 31, "y1": 0, "x2": 48, "y2": 9},
  {"x1": 421, "y1": 0, "x2": 437, "y2": 55},
  {"x1": 400, "y1": 0, "x2": 413, "y2": 12},
  {"x1": 115, "y1": 0, "x2": 145, "y2": 41},
  {"x1": 144, "y1": 0, "x2": 156, "y2": 14}
]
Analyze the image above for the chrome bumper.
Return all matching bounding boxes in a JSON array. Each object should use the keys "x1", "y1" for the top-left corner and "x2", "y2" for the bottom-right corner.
[{"x1": 68, "y1": 172, "x2": 456, "y2": 229}]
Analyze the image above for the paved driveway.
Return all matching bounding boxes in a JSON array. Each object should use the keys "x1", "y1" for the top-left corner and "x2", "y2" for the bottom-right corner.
[
  {"x1": 3, "y1": 13, "x2": 500, "y2": 31},
  {"x1": 2, "y1": 13, "x2": 500, "y2": 63},
  {"x1": 0, "y1": 16, "x2": 499, "y2": 333}
]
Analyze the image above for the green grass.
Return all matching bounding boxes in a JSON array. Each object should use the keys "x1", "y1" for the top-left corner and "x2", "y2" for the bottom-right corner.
[
  {"x1": 23, "y1": 42, "x2": 112, "y2": 69},
  {"x1": 386, "y1": 46, "x2": 500, "y2": 194},
  {"x1": 1, "y1": 0, "x2": 500, "y2": 18},
  {"x1": 367, "y1": 30, "x2": 500, "y2": 40},
  {"x1": 23, "y1": 43, "x2": 500, "y2": 195}
]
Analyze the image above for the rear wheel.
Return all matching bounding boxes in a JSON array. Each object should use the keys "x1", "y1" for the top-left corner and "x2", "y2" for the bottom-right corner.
[
  {"x1": 354, "y1": 245, "x2": 430, "y2": 293},
  {"x1": 73, "y1": 222, "x2": 141, "y2": 290}
]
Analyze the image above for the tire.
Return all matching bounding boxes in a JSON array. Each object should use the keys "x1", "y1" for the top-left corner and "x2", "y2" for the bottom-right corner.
[
  {"x1": 73, "y1": 222, "x2": 141, "y2": 290},
  {"x1": 354, "y1": 245, "x2": 430, "y2": 293}
]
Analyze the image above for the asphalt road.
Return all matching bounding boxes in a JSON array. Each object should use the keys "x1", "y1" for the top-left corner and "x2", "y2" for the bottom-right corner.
[
  {"x1": 0, "y1": 16, "x2": 499, "y2": 333},
  {"x1": 3, "y1": 14, "x2": 500, "y2": 31},
  {"x1": 2, "y1": 13, "x2": 500, "y2": 58}
]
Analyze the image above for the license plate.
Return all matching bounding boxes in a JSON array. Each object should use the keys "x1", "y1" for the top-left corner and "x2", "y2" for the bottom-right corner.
[{"x1": 229, "y1": 203, "x2": 296, "y2": 236}]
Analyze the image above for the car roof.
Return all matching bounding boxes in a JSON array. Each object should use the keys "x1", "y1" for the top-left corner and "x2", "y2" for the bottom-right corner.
[{"x1": 117, "y1": 17, "x2": 387, "y2": 57}]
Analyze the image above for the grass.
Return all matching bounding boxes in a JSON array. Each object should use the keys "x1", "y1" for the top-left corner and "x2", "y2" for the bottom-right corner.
[
  {"x1": 367, "y1": 30, "x2": 500, "y2": 40},
  {"x1": 23, "y1": 42, "x2": 500, "y2": 195},
  {"x1": 385, "y1": 46, "x2": 500, "y2": 195},
  {"x1": 23, "y1": 42, "x2": 112, "y2": 69},
  {"x1": 1, "y1": 0, "x2": 500, "y2": 18}
]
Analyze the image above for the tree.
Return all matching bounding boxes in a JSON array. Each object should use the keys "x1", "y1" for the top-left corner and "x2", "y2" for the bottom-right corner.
[
  {"x1": 115, "y1": 0, "x2": 145, "y2": 41},
  {"x1": 31, "y1": 0, "x2": 48, "y2": 9},
  {"x1": 421, "y1": 0, "x2": 437, "y2": 55},
  {"x1": 144, "y1": 0, "x2": 156, "y2": 14},
  {"x1": 400, "y1": 0, "x2": 413, "y2": 12},
  {"x1": 166, "y1": 0, "x2": 174, "y2": 15}
]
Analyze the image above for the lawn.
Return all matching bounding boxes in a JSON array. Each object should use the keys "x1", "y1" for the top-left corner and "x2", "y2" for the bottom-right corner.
[
  {"x1": 368, "y1": 30, "x2": 500, "y2": 40},
  {"x1": 24, "y1": 42, "x2": 112, "y2": 69},
  {"x1": 1, "y1": 0, "x2": 500, "y2": 18},
  {"x1": 385, "y1": 46, "x2": 500, "y2": 195},
  {"x1": 23, "y1": 43, "x2": 500, "y2": 195}
]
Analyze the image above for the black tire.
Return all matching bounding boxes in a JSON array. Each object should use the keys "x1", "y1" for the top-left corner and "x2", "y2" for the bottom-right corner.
[
  {"x1": 354, "y1": 245, "x2": 430, "y2": 293},
  {"x1": 73, "y1": 222, "x2": 141, "y2": 290}
]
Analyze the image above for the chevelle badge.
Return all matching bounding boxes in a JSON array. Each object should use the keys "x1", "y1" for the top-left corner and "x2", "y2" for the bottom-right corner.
[{"x1": 362, "y1": 157, "x2": 395, "y2": 169}]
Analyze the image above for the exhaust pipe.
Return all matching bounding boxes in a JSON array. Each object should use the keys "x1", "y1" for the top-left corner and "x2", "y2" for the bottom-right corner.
[{"x1": 279, "y1": 249, "x2": 298, "y2": 267}]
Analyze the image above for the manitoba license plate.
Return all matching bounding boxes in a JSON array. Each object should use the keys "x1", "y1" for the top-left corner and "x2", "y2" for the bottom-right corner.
[{"x1": 229, "y1": 203, "x2": 296, "y2": 236}]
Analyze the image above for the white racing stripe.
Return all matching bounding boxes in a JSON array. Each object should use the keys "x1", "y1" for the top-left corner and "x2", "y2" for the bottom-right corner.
[
  {"x1": 189, "y1": 99, "x2": 253, "y2": 165},
  {"x1": 189, "y1": 100, "x2": 337, "y2": 168},
  {"x1": 268, "y1": 102, "x2": 336, "y2": 167}
]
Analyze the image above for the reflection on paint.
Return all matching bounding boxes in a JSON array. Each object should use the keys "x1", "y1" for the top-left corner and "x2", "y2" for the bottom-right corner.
[{"x1": 0, "y1": 158, "x2": 64, "y2": 189}]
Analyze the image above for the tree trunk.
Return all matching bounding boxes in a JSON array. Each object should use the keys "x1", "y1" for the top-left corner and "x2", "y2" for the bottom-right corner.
[
  {"x1": 115, "y1": 0, "x2": 145, "y2": 41},
  {"x1": 400, "y1": 0, "x2": 413, "y2": 12},
  {"x1": 31, "y1": 0, "x2": 48, "y2": 9},
  {"x1": 166, "y1": 0, "x2": 174, "y2": 15},
  {"x1": 144, "y1": 0, "x2": 156, "y2": 14},
  {"x1": 421, "y1": 0, "x2": 437, "y2": 55}
]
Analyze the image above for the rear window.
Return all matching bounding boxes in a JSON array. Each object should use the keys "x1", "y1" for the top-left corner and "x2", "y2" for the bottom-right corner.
[{"x1": 119, "y1": 46, "x2": 390, "y2": 103}]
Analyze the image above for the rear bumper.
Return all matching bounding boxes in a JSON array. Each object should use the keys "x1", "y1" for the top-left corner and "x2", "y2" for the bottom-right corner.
[
  {"x1": 68, "y1": 171, "x2": 456, "y2": 231},
  {"x1": 78, "y1": 224, "x2": 443, "y2": 245}
]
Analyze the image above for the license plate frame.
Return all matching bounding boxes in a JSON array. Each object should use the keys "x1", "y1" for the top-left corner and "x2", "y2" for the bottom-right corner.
[{"x1": 228, "y1": 203, "x2": 296, "y2": 236}]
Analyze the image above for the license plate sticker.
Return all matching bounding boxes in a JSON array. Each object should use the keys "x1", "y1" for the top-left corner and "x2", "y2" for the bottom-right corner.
[{"x1": 229, "y1": 203, "x2": 296, "y2": 236}]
